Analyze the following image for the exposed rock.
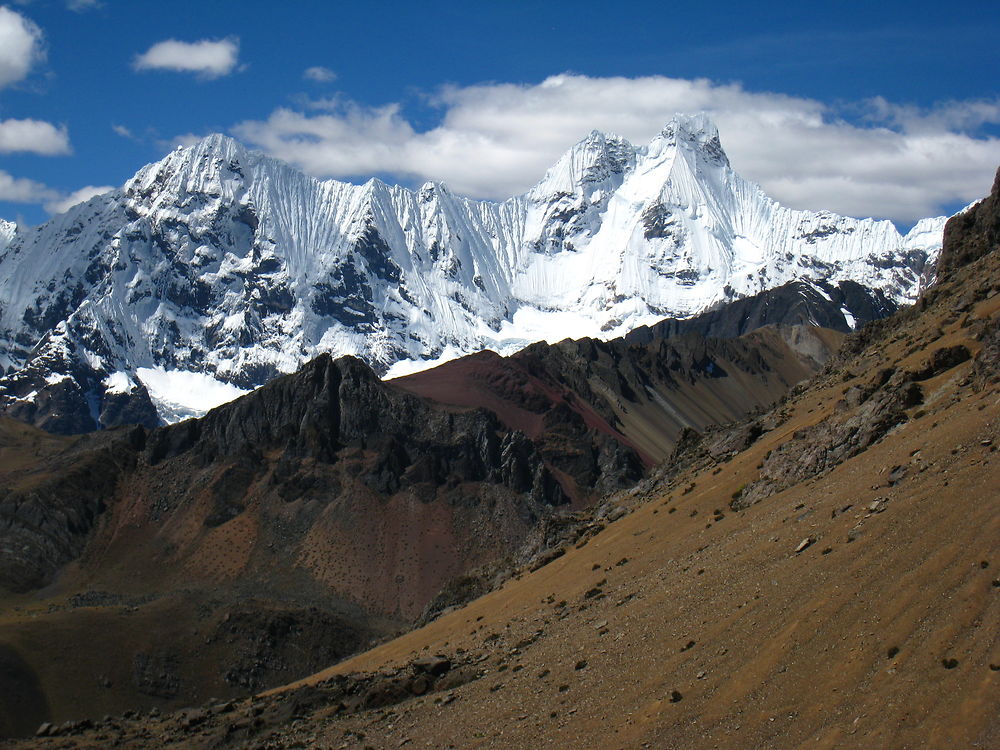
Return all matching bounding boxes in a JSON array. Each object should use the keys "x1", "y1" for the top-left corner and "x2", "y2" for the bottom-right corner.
[
  {"x1": 411, "y1": 656, "x2": 451, "y2": 677},
  {"x1": 0, "y1": 424, "x2": 145, "y2": 592},
  {"x1": 973, "y1": 318, "x2": 1000, "y2": 388},
  {"x1": 132, "y1": 651, "x2": 180, "y2": 699},
  {"x1": 734, "y1": 378, "x2": 922, "y2": 510},
  {"x1": 938, "y1": 166, "x2": 1000, "y2": 276},
  {"x1": 626, "y1": 280, "x2": 895, "y2": 344},
  {"x1": 794, "y1": 537, "x2": 816, "y2": 554},
  {"x1": 909, "y1": 345, "x2": 971, "y2": 381}
]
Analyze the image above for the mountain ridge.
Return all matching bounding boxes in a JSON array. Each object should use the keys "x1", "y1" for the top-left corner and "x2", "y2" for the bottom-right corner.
[
  {"x1": 0, "y1": 114, "x2": 944, "y2": 433},
  {"x1": 0, "y1": 311, "x2": 836, "y2": 733},
  {"x1": 4, "y1": 158, "x2": 996, "y2": 750}
]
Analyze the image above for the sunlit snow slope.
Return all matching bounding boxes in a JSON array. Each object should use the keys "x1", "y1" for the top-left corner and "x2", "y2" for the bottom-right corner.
[{"x1": 0, "y1": 114, "x2": 944, "y2": 430}]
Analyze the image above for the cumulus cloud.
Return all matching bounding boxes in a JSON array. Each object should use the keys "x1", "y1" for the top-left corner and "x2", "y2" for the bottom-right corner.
[
  {"x1": 0, "y1": 118, "x2": 70, "y2": 155},
  {"x1": 111, "y1": 123, "x2": 135, "y2": 139},
  {"x1": 232, "y1": 74, "x2": 1000, "y2": 224},
  {"x1": 0, "y1": 172, "x2": 112, "y2": 215},
  {"x1": 44, "y1": 184, "x2": 113, "y2": 215},
  {"x1": 158, "y1": 132, "x2": 208, "y2": 150},
  {"x1": 0, "y1": 5, "x2": 44, "y2": 90},
  {"x1": 303, "y1": 66, "x2": 336, "y2": 83},
  {"x1": 133, "y1": 37, "x2": 240, "y2": 79},
  {"x1": 0, "y1": 169, "x2": 59, "y2": 205}
]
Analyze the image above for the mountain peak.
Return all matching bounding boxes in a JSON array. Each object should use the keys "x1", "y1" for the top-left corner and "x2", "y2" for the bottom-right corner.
[
  {"x1": 0, "y1": 219, "x2": 15, "y2": 250},
  {"x1": 659, "y1": 112, "x2": 719, "y2": 141},
  {"x1": 530, "y1": 128, "x2": 634, "y2": 198},
  {"x1": 185, "y1": 132, "x2": 249, "y2": 158},
  {"x1": 0, "y1": 118, "x2": 945, "y2": 432},
  {"x1": 647, "y1": 113, "x2": 729, "y2": 166}
]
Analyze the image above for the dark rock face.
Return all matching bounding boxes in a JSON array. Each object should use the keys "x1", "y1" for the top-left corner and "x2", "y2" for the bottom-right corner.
[
  {"x1": 145, "y1": 354, "x2": 570, "y2": 507},
  {"x1": 910, "y1": 345, "x2": 971, "y2": 381},
  {"x1": 0, "y1": 335, "x2": 161, "y2": 435},
  {"x1": 0, "y1": 426, "x2": 145, "y2": 593},
  {"x1": 733, "y1": 373, "x2": 923, "y2": 510},
  {"x1": 973, "y1": 318, "x2": 1000, "y2": 388},
  {"x1": 214, "y1": 605, "x2": 370, "y2": 692},
  {"x1": 625, "y1": 280, "x2": 895, "y2": 345},
  {"x1": 939, "y1": 167, "x2": 1000, "y2": 276},
  {"x1": 132, "y1": 652, "x2": 181, "y2": 699},
  {"x1": 97, "y1": 381, "x2": 161, "y2": 430}
]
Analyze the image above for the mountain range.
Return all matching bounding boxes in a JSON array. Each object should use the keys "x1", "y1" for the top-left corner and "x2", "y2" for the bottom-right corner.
[
  {"x1": 0, "y1": 114, "x2": 945, "y2": 433},
  {"x1": 0, "y1": 162, "x2": 995, "y2": 748}
]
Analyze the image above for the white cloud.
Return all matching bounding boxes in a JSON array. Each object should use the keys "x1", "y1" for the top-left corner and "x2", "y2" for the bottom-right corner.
[
  {"x1": 0, "y1": 169, "x2": 58, "y2": 205},
  {"x1": 0, "y1": 118, "x2": 70, "y2": 155},
  {"x1": 232, "y1": 74, "x2": 1000, "y2": 224},
  {"x1": 67, "y1": 0, "x2": 102, "y2": 11},
  {"x1": 44, "y1": 184, "x2": 113, "y2": 214},
  {"x1": 0, "y1": 171, "x2": 112, "y2": 215},
  {"x1": 0, "y1": 6, "x2": 44, "y2": 90},
  {"x1": 111, "y1": 123, "x2": 134, "y2": 139},
  {"x1": 861, "y1": 96, "x2": 1000, "y2": 135},
  {"x1": 303, "y1": 66, "x2": 336, "y2": 83},
  {"x1": 133, "y1": 37, "x2": 239, "y2": 79},
  {"x1": 158, "y1": 132, "x2": 207, "y2": 150}
]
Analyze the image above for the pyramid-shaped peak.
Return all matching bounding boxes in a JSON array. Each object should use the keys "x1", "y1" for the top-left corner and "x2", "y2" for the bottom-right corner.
[
  {"x1": 650, "y1": 113, "x2": 729, "y2": 166},
  {"x1": 580, "y1": 128, "x2": 629, "y2": 145},
  {"x1": 417, "y1": 180, "x2": 451, "y2": 195},
  {"x1": 530, "y1": 128, "x2": 636, "y2": 197},
  {"x1": 180, "y1": 132, "x2": 251, "y2": 160},
  {"x1": 661, "y1": 112, "x2": 719, "y2": 139}
]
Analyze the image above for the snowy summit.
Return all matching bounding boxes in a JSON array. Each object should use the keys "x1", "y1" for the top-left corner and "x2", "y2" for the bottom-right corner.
[{"x1": 0, "y1": 114, "x2": 945, "y2": 428}]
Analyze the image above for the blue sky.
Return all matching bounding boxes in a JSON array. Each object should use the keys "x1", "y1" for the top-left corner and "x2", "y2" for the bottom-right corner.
[{"x1": 1, "y1": 0, "x2": 998, "y2": 228}]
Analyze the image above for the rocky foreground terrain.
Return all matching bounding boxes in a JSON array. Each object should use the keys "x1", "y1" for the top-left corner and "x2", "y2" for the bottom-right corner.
[
  {"x1": 0, "y1": 287, "x2": 839, "y2": 737},
  {"x1": 3, "y1": 177, "x2": 997, "y2": 748}
]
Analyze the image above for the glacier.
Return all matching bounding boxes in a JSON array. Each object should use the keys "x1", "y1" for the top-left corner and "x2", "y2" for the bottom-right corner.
[{"x1": 0, "y1": 113, "x2": 945, "y2": 429}]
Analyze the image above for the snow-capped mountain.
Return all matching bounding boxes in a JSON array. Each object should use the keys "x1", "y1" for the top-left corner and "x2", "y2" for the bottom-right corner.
[{"x1": 0, "y1": 114, "x2": 945, "y2": 431}]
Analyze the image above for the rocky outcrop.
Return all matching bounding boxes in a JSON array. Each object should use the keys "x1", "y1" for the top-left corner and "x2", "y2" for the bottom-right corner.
[
  {"x1": 939, "y1": 167, "x2": 1000, "y2": 276},
  {"x1": 0, "y1": 426, "x2": 145, "y2": 593},
  {"x1": 145, "y1": 353, "x2": 572, "y2": 506},
  {"x1": 732, "y1": 371, "x2": 923, "y2": 510},
  {"x1": 973, "y1": 317, "x2": 1000, "y2": 388},
  {"x1": 0, "y1": 332, "x2": 161, "y2": 434},
  {"x1": 624, "y1": 280, "x2": 895, "y2": 344}
]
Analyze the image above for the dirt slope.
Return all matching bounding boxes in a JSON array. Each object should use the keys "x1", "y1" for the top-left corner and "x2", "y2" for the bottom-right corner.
[{"x1": 395, "y1": 325, "x2": 838, "y2": 465}]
